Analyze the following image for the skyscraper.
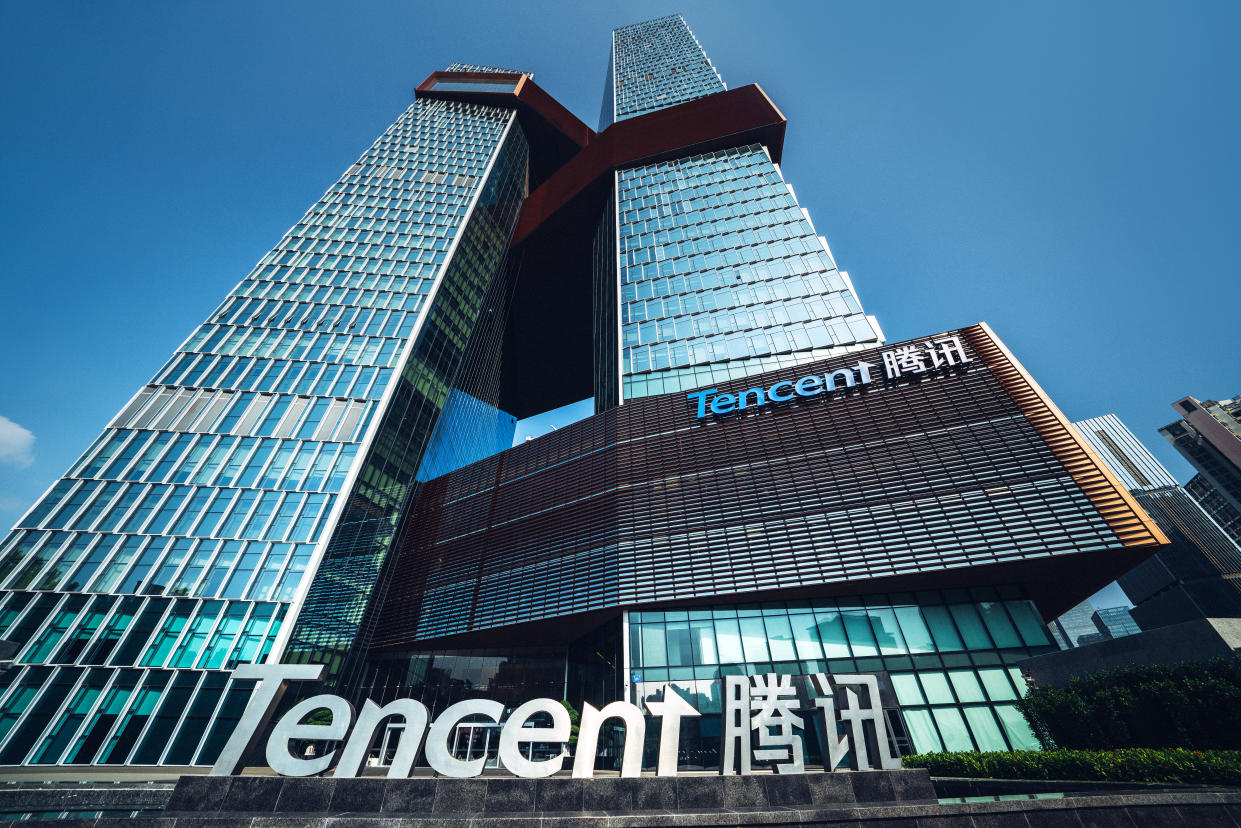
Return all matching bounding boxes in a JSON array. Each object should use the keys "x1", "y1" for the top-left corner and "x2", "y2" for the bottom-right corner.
[
  {"x1": 0, "y1": 62, "x2": 543, "y2": 766},
  {"x1": 603, "y1": 13, "x2": 727, "y2": 127},
  {"x1": 1187, "y1": 473, "x2": 1241, "y2": 548},
  {"x1": 1093, "y1": 606, "x2": 1141, "y2": 639},
  {"x1": 596, "y1": 16, "x2": 883, "y2": 408},
  {"x1": 1047, "y1": 600, "x2": 1106, "y2": 649},
  {"x1": 1073, "y1": 413, "x2": 1241, "y2": 628},
  {"x1": 0, "y1": 15, "x2": 1165, "y2": 772},
  {"x1": 1161, "y1": 395, "x2": 1241, "y2": 549}
]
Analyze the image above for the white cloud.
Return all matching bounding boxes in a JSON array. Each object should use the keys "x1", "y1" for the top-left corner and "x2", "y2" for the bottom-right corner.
[{"x1": 0, "y1": 416, "x2": 35, "y2": 468}]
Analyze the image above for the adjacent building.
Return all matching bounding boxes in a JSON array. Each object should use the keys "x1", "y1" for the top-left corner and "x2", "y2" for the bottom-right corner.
[
  {"x1": 1093, "y1": 606, "x2": 1141, "y2": 639},
  {"x1": 1187, "y1": 474, "x2": 1241, "y2": 550},
  {"x1": 1048, "y1": 600, "x2": 1106, "y2": 649},
  {"x1": 1074, "y1": 413, "x2": 1241, "y2": 629},
  {"x1": 1161, "y1": 395, "x2": 1241, "y2": 548},
  {"x1": 0, "y1": 15, "x2": 1167, "y2": 771}
]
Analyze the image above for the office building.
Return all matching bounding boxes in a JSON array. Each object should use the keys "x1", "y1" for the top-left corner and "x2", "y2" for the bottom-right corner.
[
  {"x1": 0, "y1": 15, "x2": 1165, "y2": 770},
  {"x1": 1074, "y1": 413, "x2": 1241, "y2": 629},
  {"x1": 1093, "y1": 606, "x2": 1141, "y2": 639},
  {"x1": 1187, "y1": 474, "x2": 1241, "y2": 549},
  {"x1": 1048, "y1": 600, "x2": 1105, "y2": 649},
  {"x1": 1161, "y1": 395, "x2": 1241, "y2": 545}
]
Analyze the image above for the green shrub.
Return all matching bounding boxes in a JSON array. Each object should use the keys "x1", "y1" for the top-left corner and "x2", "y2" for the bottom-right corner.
[
  {"x1": 903, "y1": 748, "x2": 1241, "y2": 786},
  {"x1": 1016, "y1": 655, "x2": 1241, "y2": 750}
]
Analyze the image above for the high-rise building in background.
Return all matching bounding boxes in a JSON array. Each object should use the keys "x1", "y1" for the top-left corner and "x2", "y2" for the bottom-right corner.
[
  {"x1": 1073, "y1": 414, "x2": 1241, "y2": 629},
  {"x1": 0, "y1": 15, "x2": 1168, "y2": 771},
  {"x1": 1093, "y1": 606, "x2": 1141, "y2": 639},
  {"x1": 1161, "y1": 395, "x2": 1241, "y2": 547},
  {"x1": 1186, "y1": 474, "x2": 1241, "y2": 548},
  {"x1": 1047, "y1": 600, "x2": 1140, "y2": 650},
  {"x1": 1047, "y1": 600, "x2": 1105, "y2": 649}
]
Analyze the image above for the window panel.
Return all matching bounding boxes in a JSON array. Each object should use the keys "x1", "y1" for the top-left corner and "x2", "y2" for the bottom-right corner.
[
  {"x1": 930, "y1": 706, "x2": 974, "y2": 752},
  {"x1": 995, "y1": 703, "x2": 1041, "y2": 750},
  {"x1": 963, "y1": 706, "x2": 1009, "y2": 751},
  {"x1": 901, "y1": 707, "x2": 943, "y2": 754},
  {"x1": 713, "y1": 617, "x2": 744, "y2": 664}
]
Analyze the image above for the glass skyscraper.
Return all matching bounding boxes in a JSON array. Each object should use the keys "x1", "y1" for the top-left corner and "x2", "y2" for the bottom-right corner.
[
  {"x1": 0, "y1": 15, "x2": 1166, "y2": 773},
  {"x1": 1161, "y1": 394, "x2": 1241, "y2": 549},
  {"x1": 0, "y1": 69, "x2": 534, "y2": 766},
  {"x1": 595, "y1": 16, "x2": 882, "y2": 408},
  {"x1": 603, "y1": 13, "x2": 726, "y2": 127},
  {"x1": 1074, "y1": 413, "x2": 1241, "y2": 628}
]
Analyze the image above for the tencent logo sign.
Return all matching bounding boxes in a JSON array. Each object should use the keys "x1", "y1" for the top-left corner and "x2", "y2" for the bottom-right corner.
[{"x1": 687, "y1": 334, "x2": 973, "y2": 419}]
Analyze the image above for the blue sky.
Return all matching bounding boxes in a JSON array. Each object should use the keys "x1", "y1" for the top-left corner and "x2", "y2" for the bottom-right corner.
[{"x1": 2, "y1": 1, "x2": 1238, "y2": 608}]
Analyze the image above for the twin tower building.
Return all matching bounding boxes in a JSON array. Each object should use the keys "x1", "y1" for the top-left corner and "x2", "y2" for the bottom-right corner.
[{"x1": 0, "y1": 15, "x2": 1166, "y2": 771}]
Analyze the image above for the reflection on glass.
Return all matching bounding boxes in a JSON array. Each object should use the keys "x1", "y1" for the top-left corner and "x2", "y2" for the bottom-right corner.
[
  {"x1": 621, "y1": 590, "x2": 1052, "y2": 763},
  {"x1": 995, "y1": 704, "x2": 1041, "y2": 749},
  {"x1": 640, "y1": 624, "x2": 666, "y2": 667},
  {"x1": 919, "y1": 671, "x2": 954, "y2": 704},
  {"x1": 922, "y1": 606, "x2": 964, "y2": 652},
  {"x1": 714, "y1": 617, "x2": 744, "y2": 663},
  {"x1": 739, "y1": 617, "x2": 770, "y2": 662},
  {"x1": 814, "y1": 611, "x2": 850, "y2": 658},
  {"x1": 948, "y1": 604, "x2": 992, "y2": 650},
  {"x1": 665, "y1": 621, "x2": 693, "y2": 667},
  {"x1": 894, "y1": 607, "x2": 936, "y2": 654},
  {"x1": 868, "y1": 608, "x2": 907, "y2": 656},
  {"x1": 789, "y1": 613, "x2": 823, "y2": 660},
  {"x1": 841, "y1": 610, "x2": 878, "y2": 656},
  {"x1": 690, "y1": 620, "x2": 717, "y2": 664},
  {"x1": 1005, "y1": 600, "x2": 1052, "y2": 647},
  {"x1": 1007, "y1": 668, "x2": 1029, "y2": 697},
  {"x1": 978, "y1": 668, "x2": 1018, "y2": 701},
  {"x1": 764, "y1": 614, "x2": 796, "y2": 661},
  {"x1": 977, "y1": 602, "x2": 1021, "y2": 648},
  {"x1": 890, "y1": 673, "x2": 924, "y2": 705}
]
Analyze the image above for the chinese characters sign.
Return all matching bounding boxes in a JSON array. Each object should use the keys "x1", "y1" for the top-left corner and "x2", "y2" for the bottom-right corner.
[
  {"x1": 687, "y1": 334, "x2": 974, "y2": 419},
  {"x1": 722, "y1": 672, "x2": 900, "y2": 775},
  {"x1": 880, "y1": 336, "x2": 972, "y2": 379},
  {"x1": 211, "y1": 664, "x2": 901, "y2": 778}
]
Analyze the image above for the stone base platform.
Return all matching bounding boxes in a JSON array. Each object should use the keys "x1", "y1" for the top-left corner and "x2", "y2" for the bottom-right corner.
[
  {"x1": 4, "y1": 770, "x2": 1240, "y2": 826},
  {"x1": 163, "y1": 769, "x2": 935, "y2": 818}
]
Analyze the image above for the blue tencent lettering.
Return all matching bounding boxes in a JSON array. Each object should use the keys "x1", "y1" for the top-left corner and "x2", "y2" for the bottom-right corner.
[{"x1": 687, "y1": 361, "x2": 876, "y2": 419}]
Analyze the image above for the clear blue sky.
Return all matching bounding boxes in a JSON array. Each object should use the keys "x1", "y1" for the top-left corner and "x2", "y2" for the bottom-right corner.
[{"x1": 2, "y1": 2, "x2": 1237, "y2": 609}]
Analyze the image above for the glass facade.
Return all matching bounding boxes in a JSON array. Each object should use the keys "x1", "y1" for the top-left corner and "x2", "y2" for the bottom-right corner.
[
  {"x1": 0, "y1": 14, "x2": 1168, "y2": 774},
  {"x1": 595, "y1": 15, "x2": 881, "y2": 406},
  {"x1": 1074, "y1": 413, "x2": 1241, "y2": 627},
  {"x1": 0, "y1": 81, "x2": 530, "y2": 764},
  {"x1": 627, "y1": 588, "x2": 1046, "y2": 760},
  {"x1": 605, "y1": 14, "x2": 726, "y2": 126},
  {"x1": 1187, "y1": 473, "x2": 1241, "y2": 549},
  {"x1": 1161, "y1": 396, "x2": 1241, "y2": 550},
  {"x1": 613, "y1": 144, "x2": 883, "y2": 401},
  {"x1": 374, "y1": 324, "x2": 1154, "y2": 650},
  {"x1": 281, "y1": 117, "x2": 530, "y2": 691}
]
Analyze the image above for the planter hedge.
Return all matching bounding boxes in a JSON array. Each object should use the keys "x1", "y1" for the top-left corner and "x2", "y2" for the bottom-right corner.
[
  {"x1": 1016, "y1": 655, "x2": 1241, "y2": 750},
  {"x1": 904, "y1": 748, "x2": 1241, "y2": 786}
]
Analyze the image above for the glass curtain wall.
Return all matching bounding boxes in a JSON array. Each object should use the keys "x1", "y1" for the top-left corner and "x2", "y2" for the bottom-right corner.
[
  {"x1": 608, "y1": 14, "x2": 726, "y2": 123},
  {"x1": 614, "y1": 144, "x2": 882, "y2": 402},
  {"x1": 283, "y1": 121, "x2": 531, "y2": 692},
  {"x1": 0, "y1": 90, "x2": 526, "y2": 767},
  {"x1": 627, "y1": 586, "x2": 1051, "y2": 764}
]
